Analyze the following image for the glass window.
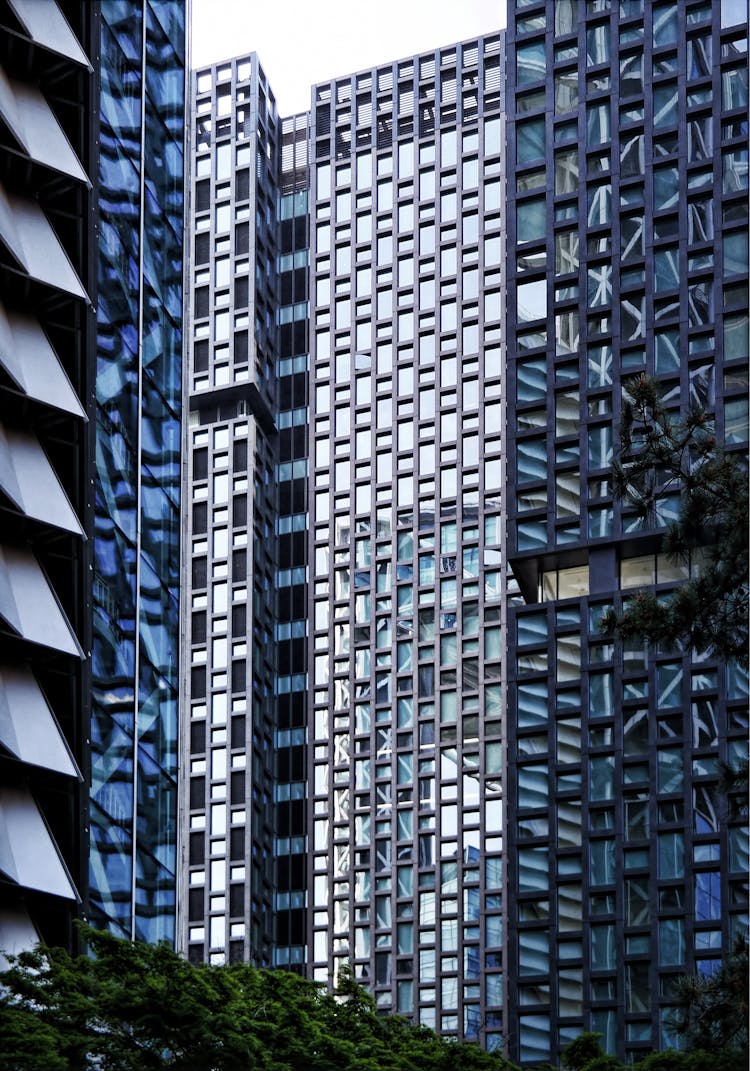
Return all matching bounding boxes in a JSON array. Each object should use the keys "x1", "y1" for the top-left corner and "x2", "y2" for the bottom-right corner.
[
  {"x1": 519, "y1": 847, "x2": 549, "y2": 893},
  {"x1": 620, "y1": 51, "x2": 643, "y2": 96},
  {"x1": 590, "y1": 755, "x2": 614, "y2": 800},
  {"x1": 516, "y1": 118, "x2": 545, "y2": 164},
  {"x1": 658, "y1": 831, "x2": 685, "y2": 879},
  {"x1": 517, "y1": 41, "x2": 546, "y2": 85},
  {"x1": 653, "y1": 3, "x2": 678, "y2": 46},
  {"x1": 591, "y1": 924, "x2": 615, "y2": 969},
  {"x1": 517, "y1": 438, "x2": 547, "y2": 483},
  {"x1": 723, "y1": 147, "x2": 749, "y2": 193},
  {"x1": 723, "y1": 66, "x2": 749, "y2": 114},
  {"x1": 555, "y1": 230, "x2": 580, "y2": 275},
  {"x1": 590, "y1": 839, "x2": 615, "y2": 884},
  {"x1": 654, "y1": 165, "x2": 679, "y2": 210},
  {"x1": 659, "y1": 918, "x2": 685, "y2": 966},
  {"x1": 555, "y1": 70, "x2": 579, "y2": 114},
  {"x1": 587, "y1": 24, "x2": 610, "y2": 66},
  {"x1": 517, "y1": 279, "x2": 547, "y2": 322},
  {"x1": 695, "y1": 871, "x2": 721, "y2": 921},
  {"x1": 587, "y1": 425, "x2": 612, "y2": 468},
  {"x1": 517, "y1": 199, "x2": 546, "y2": 244},
  {"x1": 587, "y1": 102, "x2": 611, "y2": 146}
]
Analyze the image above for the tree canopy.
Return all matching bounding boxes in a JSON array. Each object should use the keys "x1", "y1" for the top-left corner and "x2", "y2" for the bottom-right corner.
[
  {"x1": 601, "y1": 374, "x2": 748, "y2": 664},
  {"x1": 1, "y1": 927, "x2": 747, "y2": 1071},
  {"x1": 0, "y1": 925, "x2": 513, "y2": 1071}
]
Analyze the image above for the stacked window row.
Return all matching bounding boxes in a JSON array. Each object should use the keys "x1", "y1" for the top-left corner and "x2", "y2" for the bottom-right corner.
[
  {"x1": 186, "y1": 419, "x2": 277, "y2": 966},
  {"x1": 273, "y1": 125, "x2": 310, "y2": 969}
]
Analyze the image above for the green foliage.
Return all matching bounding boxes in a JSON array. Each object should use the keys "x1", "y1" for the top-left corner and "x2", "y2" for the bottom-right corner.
[
  {"x1": 561, "y1": 1033, "x2": 606, "y2": 1070},
  {"x1": 665, "y1": 938, "x2": 749, "y2": 1057},
  {"x1": 601, "y1": 374, "x2": 748, "y2": 664},
  {"x1": 717, "y1": 758, "x2": 750, "y2": 820},
  {"x1": 0, "y1": 926, "x2": 517, "y2": 1071},
  {"x1": 632, "y1": 1050, "x2": 747, "y2": 1071}
]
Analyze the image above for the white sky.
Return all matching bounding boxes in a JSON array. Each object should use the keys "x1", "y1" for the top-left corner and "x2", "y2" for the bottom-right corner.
[{"x1": 191, "y1": 0, "x2": 505, "y2": 115}]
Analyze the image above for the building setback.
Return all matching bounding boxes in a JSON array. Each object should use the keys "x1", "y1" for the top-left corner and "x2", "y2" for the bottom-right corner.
[
  {"x1": 179, "y1": 54, "x2": 280, "y2": 967},
  {"x1": 505, "y1": 0, "x2": 748, "y2": 1064}
]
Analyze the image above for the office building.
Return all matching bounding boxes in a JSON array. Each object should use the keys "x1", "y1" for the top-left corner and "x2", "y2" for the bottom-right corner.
[
  {"x1": 0, "y1": 0, "x2": 187, "y2": 957},
  {"x1": 180, "y1": 33, "x2": 507, "y2": 1047},
  {"x1": 505, "y1": 0, "x2": 748, "y2": 1064}
]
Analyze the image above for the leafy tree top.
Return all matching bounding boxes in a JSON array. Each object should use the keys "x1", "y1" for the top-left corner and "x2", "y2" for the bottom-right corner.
[
  {"x1": 601, "y1": 374, "x2": 748, "y2": 665},
  {"x1": 0, "y1": 925, "x2": 517, "y2": 1071}
]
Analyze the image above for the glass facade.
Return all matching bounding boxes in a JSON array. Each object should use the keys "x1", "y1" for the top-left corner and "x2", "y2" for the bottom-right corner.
[
  {"x1": 89, "y1": 0, "x2": 186, "y2": 944},
  {"x1": 506, "y1": 0, "x2": 749, "y2": 1064}
]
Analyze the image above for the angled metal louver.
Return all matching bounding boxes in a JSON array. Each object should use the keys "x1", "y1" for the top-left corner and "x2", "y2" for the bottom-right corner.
[
  {"x1": 0, "y1": 303, "x2": 86, "y2": 418},
  {"x1": 0, "y1": 422, "x2": 83, "y2": 535},
  {"x1": 0, "y1": 786, "x2": 78, "y2": 900},
  {"x1": 7, "y1": 0, "x2": 91, "y2": 69},
  {"x1": 0, "y1": 545, "x2": 83, "y2": 657},
  {"x1": 0, "y1": 66, "x2": 89, "y2": 185},
  {"x1": 0, "y1": 665, "x2": 79, "y2": 778},
  {"x1": 0, "y1": 906, "x2": 41, "y2": 967},
  {"x1": 0, "y1": 182, "x2": 89, "y2": 300}
]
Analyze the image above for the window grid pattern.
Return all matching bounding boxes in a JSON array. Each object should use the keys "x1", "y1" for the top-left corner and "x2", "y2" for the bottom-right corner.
[
  {"x1": 506, "y1": 1, "x2": 749, "y2": 1065},
  {"x1": 307, "y1": 35, "x2": 506, "y2": 1047},
  {"x1": 182, "y1": 55, "x2": 278, "y2": 969}
]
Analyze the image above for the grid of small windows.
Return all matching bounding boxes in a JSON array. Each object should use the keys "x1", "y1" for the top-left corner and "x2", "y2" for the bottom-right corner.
[
  {"x1": 307, "y1": 35, "x2": 506, "y2": 1047},
  {"x1": 183, "y1": 57, "x2": 279, "y2": 968},
  {"x1": 506, "y1": 1, "x2": 749, "y2": 1065}
]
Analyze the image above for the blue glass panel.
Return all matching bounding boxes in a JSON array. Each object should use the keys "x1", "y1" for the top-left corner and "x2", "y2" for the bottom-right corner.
[
  {"x1": 148, "y1": 0, "x2": 185, "y2": 62},
  {"x1": 93, "y1": 0, "x2": 184, "y2": 945},
  {"x1": 139, "y1": 554, "x2": 179, "y2": 679},
  {"x1": 89, "y1": 802, "x2": 134, "y2": 938},
  {"x1": 102, "y1": 0, "x2": 143, "y2": 63},
  {"x1": 138, "y1": 659, "x2": 178, "y2": 777}
]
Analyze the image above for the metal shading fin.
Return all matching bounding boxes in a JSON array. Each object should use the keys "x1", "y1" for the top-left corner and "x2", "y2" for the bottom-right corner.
[
  {"x1": 0, "y1": 545, "x2": 83, "y2": 657},
  {"x1": 0, "y1": 666, "x2": 79, "y2": 777},
  {"x1": 0, "y1": 421, "x2": 83, "y2": 535},
  {"x1": 7, "y1": 0, "x2": 91, "y2": 69},
  {"x1": 0, "y1": 786, "x2": 78, "y2": 900}
]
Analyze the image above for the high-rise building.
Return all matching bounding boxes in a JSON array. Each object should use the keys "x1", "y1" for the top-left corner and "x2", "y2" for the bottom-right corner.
[
  {"x1": 0, "y1": 0, "x2": 187, "y2": 957},
  {"x1": 302, "y1": 38, "x2": 505, "y2": 1045},
  {"x1": 181, "y1": 3, "x2": 748, "y2": 1066},
  {"x1": 505, "y1": 0, "x2": 748, "y2": 1065},
  {"x1": 180, "y1": 33, "x2": 508, "y2": 1048},
  {"x1": 179, "y1": 53, "x2": 280, "y2": 967}
]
